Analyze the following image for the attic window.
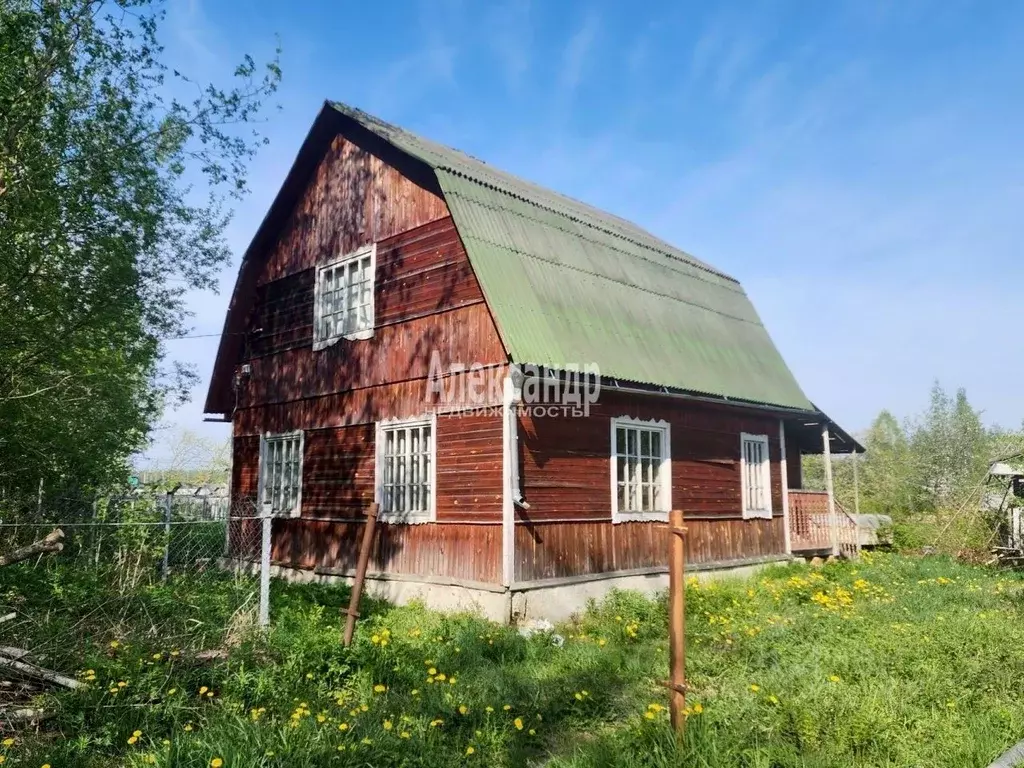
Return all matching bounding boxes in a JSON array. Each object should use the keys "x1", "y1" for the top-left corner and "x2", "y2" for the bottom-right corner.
[
  {"x1": 313, "y1": 244, "x2": 375, "y2": 349},
  {"x1": 610, "y1": 416, "x2": 671, "y2": 523},
  {"x1": 740, "y1": 433, "x2": 771, "y2": 519}
]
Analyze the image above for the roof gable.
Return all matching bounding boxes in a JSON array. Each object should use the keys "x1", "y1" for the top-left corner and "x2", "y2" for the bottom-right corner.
[{"x1": 206, "y1": 101, "x2": 813, "y2": 415}]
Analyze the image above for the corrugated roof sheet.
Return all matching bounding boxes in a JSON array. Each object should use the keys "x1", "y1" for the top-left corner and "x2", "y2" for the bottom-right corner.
[{"x1": 330, "y1": 102, "x2": 813, "y2": 411}]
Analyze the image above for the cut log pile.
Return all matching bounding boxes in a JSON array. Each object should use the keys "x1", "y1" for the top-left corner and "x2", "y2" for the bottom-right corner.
[{"x1": 0, "y1": 529, "x2": 77, "y2": 726}]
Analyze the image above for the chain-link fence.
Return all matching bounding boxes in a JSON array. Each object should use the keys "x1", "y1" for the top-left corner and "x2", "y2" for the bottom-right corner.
[
  {"x1": 0, "y1": 490, "x2": 266, "y2": 585},
  {"x1": 0, "y1": 489, "x2": 274, "y2": 718}
]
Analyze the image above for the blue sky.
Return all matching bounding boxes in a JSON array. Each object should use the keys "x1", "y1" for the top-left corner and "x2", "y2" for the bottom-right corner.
[{"x1": 145, "y1": 0, "x2": 1024, "y2": 463}]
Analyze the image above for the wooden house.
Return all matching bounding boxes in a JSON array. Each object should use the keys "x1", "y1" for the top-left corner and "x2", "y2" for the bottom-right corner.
[{"x1": 205, "y1": 102, "x2": 863, "y2": 621}]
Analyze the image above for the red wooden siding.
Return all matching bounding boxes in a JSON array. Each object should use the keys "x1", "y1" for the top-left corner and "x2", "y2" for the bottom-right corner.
[
  {"x1": 301, "y1": 425, "x2": 375, "y2": 518},
  {"x1": 227, "y1": 130, "x2": 508, "y2": 583},
  {"x1": 517, "y1": 391, "x2": 785, "y2": 523},
  {"x1": 261, "y1": 134, "x2": 448, "y2": 283},
  {"x1": 271, "y1": 518, "x2": 501, "y2": 584},
  {"x1": 231, "y1": 435, "x2": 260, "y2": 507},
  {"x1": 436, "y1": 413, "x2": 503, "y2": 520},
  {"x1": 512, "y1": 391, "x2": 789, "y2": 582},
  {"x1": 515, "y1": 517, "x2": 786, "y2": 581}
]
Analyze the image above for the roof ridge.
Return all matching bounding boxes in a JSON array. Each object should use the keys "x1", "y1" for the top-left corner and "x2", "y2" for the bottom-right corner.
[
  {"x1": 442, "y1": 182, "x2": 747, "y2": 298},
  {"x1": 329, "y1": 101, "x2": 737, "y2": 284},
  {"x1": 436, "y1": 166, "x2": 738, "y2": 283}
]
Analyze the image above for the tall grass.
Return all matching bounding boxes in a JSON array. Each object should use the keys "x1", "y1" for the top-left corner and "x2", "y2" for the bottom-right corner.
[{"x1": 2, "y1": 553, "x2": 1024, "y2": 766}]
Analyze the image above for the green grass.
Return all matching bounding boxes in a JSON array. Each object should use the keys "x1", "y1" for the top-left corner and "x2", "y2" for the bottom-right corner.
[{"x1": 3, "y1": 553, "x2": 1024, "y2": 767}]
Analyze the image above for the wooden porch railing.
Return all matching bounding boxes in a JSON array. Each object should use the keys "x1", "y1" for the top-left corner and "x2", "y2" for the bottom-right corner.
[{"x1": 788, "y1": 490, "x2": 858, "y2": 558}]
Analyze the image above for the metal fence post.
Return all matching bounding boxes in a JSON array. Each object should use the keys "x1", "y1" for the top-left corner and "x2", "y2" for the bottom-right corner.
[
  {"x1": 259, "y1": 502, "x2": 273, "y2": 628},
  {"x1": 161, "y1": 492, "x2": 172, "y2": 581}
]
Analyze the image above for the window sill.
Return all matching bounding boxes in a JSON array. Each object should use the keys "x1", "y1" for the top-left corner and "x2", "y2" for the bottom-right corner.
[
  {"x1": 612, "y1": 511, "x2": 670, "y2": 524},
  {"x1": 742, "y1": 509, "x2": 774, "y2": 521},
  {"x1": 377, "y1": 514, "x2": 433, "y2": 526},
  {"x1": 312, "y1": 328, "x2": 374, "y2": 351}
]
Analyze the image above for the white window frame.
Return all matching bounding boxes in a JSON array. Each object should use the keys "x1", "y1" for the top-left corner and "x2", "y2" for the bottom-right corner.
[
  {"x1": 740, "y1": 432, "x2": 772, "y2": 519},
  {"x1": 375, "y1": 414, "x2": 438, "y2": 525},
  {"x1": 609, "y1": 416, "x2": 672, "y2": 524},
  {"x1": 258, "y1": 430, "x2": 304, "y2": 518},
  {"x1": 313, "y1": 243, "x2": 376, "y2": 349}
]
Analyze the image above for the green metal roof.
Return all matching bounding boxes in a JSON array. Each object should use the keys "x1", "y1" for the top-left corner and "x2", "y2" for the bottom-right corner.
[{"x1": 330, "y1": 102, "x2": 813, "y2": 411}]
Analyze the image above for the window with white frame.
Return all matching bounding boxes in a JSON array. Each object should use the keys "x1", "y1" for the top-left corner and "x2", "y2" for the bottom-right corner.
[
  {"x1": 313, "y1": 244, "x2": 375, "y2": 348},
  {"x1": 377, "y1": 417, "x2": 435, "y2": 523},
  {"x1": 740, "y1": 432, "x2": 771, "y2": 519},
  {"x1": 611, "y1": 417, "x2": 671, "y2": 522},
  {"x1": 259, "y1": 431, "x2": 303, "y2": 517}
]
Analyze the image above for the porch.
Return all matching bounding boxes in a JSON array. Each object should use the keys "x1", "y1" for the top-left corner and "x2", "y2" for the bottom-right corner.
[{"x1": 787, "y1": 489, "x2": 859, "y2": 559}]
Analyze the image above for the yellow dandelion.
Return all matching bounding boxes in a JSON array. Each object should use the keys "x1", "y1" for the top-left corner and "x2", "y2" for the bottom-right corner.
[
  {"x1": 449, "y1": 677, "x2": 457, "y2": 685},
  {"x1": 0, "y1": 757, "x2": 6, "y2": 765},
  {"x1": 459, "y1": 705, "x2": 469, "y2": 715},
  {"x1": 109, "y1": 640, "x2": 120, "y2": 648},
  {"x1": 400, "y1": 731, "x2": 411, "y2": 739},
  {"x1": 693, "y1": 702, "x2": 704, "y2": 714},
  {"x1": 127, "y1": 736, "x2": 139, "y2": 745},
  {"x1": 184, "y1": 724, "x2": 193, "y2": 732},
  {"x1": 430, "y1": 719, "x2": 444, "y2": 727},
  {"x1": 829, "y1": 675, "x2": 841, "y2": 683},
  {"x1": 211, "y1": 759, "x2": 223, "y2": 768},
  {"x1": 503, "y1": 704, "x2": 512, "y2": 711},
  {"x1": 152, "y1": 653, "x2": 162, "y2": 660},
  {"x1": 168, "y1": 688, "x2": 177, "y2": 695},
  {"x1": 428, "y1": 667, "x2": 437, "y2": 675},
  {"x1": 338, "y1": 723, "x2": 349, "y2": 731},
  {"x1": 529, "y1": 728, "x2": 537, "y2": 735},
  {"x1": 373, "y1": 684, "x2": 387, "y2": 693},
  {"x1": 383, "y1": 720, "x2": 393, "y2": 731},
  {"x1": 644, "y1": 711, "x2": 656, "y2": 720},
  {"x1": 411, "y1": 689, "x2": 420, "y2": 696},
  {"x1": 514, "y1": 717, "x2": 524, "y2": 730},
  {"x1": 133, "y1": 730, "x2": 143, "y2": 737},
  {"x1": 436, "y1": 673, "x2": 447, "y2": 682},
  {"x1": 316, "y1": 714, "x2": 327, "y2": 723},
  {"x1": 360, "y1": 703, "x2": 369, "y2": 712},
  {"x1": 199, "y1": 686, "x2": 209, "y2": 695},
  {"x1": 749, "y1": 684, "x2": 760, "y2": 693},
  {"x1": 485, "y1": 706, "x2": 494, "y2": 713},
  {"x1": 306, "y1": 672, "x2": 314, "y2": 680},
  {"x1": 2, "y1": 739, "x2": 14, "y2": 747},
  {"x1": 466, "y1": 746, "x2": 475, "y2": 755}
]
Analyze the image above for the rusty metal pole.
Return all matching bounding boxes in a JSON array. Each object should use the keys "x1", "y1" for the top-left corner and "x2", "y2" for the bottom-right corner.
[
  {"x1": 343, "y1": 502, "x2": 380, "y2": 647},
  {"x1": 667, "y1": 508, "x2": 687, "y2": 735}
]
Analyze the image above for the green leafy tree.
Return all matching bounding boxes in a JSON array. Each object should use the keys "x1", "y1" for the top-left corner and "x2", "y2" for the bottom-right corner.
[{"x1": 0, "y1": 0, "x2": 279, "y2": 503}]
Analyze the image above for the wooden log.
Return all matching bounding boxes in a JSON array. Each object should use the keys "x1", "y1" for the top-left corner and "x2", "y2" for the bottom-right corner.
[
  {"x1": 0, "y1": 653, "x2": 80, "y2": 689},
  {"x1": 667, "y1": 509, "x2": 687, "y2": 735},
  {"x1": 0, "y1": 707, "x2": 51, "y2": 723},
  {"x1": 0, "y1": 529, "x2": 64, "y2": 567},
  {"x1": 343, "y1": 503, "x2": 380, "y2": 647}
]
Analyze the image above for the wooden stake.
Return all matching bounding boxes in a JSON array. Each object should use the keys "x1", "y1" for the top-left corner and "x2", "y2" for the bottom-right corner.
[
  {"x1": 342, "y1": 503, "x2": 379, "y2": 647},
  {"x1": 667, "y1": 509, "x2": 687, "y2": 734}
]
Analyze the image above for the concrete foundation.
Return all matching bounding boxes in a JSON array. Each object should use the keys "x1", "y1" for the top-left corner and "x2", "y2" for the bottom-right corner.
[{"x1": 229, "y1": 555, "x2": 792, "y2": 624}]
